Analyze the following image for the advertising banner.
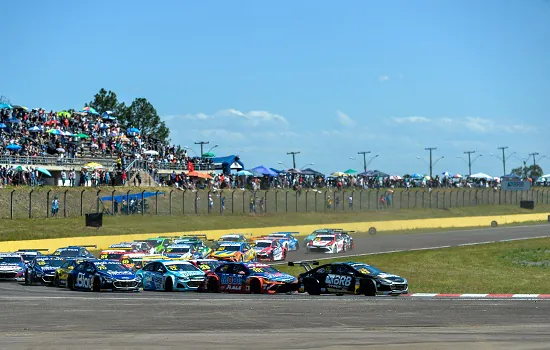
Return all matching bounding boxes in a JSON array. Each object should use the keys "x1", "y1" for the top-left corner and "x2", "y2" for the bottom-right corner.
[{"x1": 502, "y1": 180, "x2": 530, "y2": 191}]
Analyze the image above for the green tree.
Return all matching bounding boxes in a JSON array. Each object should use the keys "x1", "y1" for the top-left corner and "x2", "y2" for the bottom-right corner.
[
  {"x1": 85, "y1": 88, "x2": 127, "y2": 118},
  {"x1": 511, "y1": 164, "x2": 543, "y2": 178},
  {"x1": 122, "y1": 98, "x2": 170, "y2": 142}
]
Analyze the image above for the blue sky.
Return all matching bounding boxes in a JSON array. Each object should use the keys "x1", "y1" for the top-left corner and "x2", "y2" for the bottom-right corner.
[{"x1": 3, "y1": 0, "x2": 549, "y2": 176}]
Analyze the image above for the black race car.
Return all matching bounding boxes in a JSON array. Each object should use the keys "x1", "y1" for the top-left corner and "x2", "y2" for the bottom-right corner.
[{"x1": 289, "y1": 261, "x2": 408, "y2": 296}]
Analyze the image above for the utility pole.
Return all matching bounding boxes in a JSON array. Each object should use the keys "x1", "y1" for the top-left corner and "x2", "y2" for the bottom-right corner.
[
  {"x1": 194, "y1": 141, "x2": 209, "y2": 157},
  {"x1": 529, "y1": 152, "x2": 539, "y2": 167},
  {"x1": 498, "y1": 146, "x2": 508, "y2": 176},
  {"x1": 357, "y1": 151, "x2": 371, "y2": 173},
  {"x1": 286, "y1": 151, "x2": 300, "y2": 169},
  {"x1": 425, "y1": 147, "x2": 437, "y2": 178},
  {"x1": 464, "y1": 151, "x2": 475, "y2": 176}
]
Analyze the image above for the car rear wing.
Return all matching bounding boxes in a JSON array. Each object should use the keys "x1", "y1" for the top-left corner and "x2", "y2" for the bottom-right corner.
[
  {"x1": 287, "y1": 260, "x2": 319, "y2": 271},
  {"x1": 16, "y1": 249, "x2": 50, "y2": 252},
  {"x1": 80, "y1": 245, "x2": 97, "y2": 248},
  {"x1": 179, "y1": 234, "x2": 209, "y2": 240}
]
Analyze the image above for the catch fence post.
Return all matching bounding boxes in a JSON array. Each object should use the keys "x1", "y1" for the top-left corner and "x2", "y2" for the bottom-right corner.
[
  {"x1": 111, "y1": 190, "x2": 116, "y2": 215},
  {"x1": 295, "y1": 191, "x2": 298, "y2": 212},
  {"x1": 155, "y1": 190, "x2": 159, "y2": 215},
  {"x1": 305, "y1": 190, "x2": 309, "y2": 212},
  {"x1": 265, "y1": 190, "x2": 269, "y2": 214},
  {"x1": 47, "y1": 189, "x2": 52, "y2": 218},
  {"x1": 140, "y1": 190, "x2": 145, "y2": 215},
  {"x1": 351, "y1": 190, "x2": 355, "y2": 211},
  {"x1": 314, "y1": 191, "x2": 318, "y2": 212},
  {"x1": 10, "y1": 190, "x2": 15, "y2": 219},
  {"x1": 285, "y1": 191, "x2": 289, "y2": 213},
  {"x1": 169, "y1": 190, "x2": 173, "y2": 215},
  {"x1": 376, "y1": 190, "x2": 379, "y2": 210},
  {"x1": 64, "y1": 190, "x2": 68, "y2": 217},
  {"x1": 275, "y1": 191, "x2": 279, "y2": 213},
  {"x1": 436, "y1": 191, "x2": 439, "y2": 208},
  {"x1": 80, "y1": 190, "x2": 85, "y2": 216},
  {"x1": 96, "y1": 190, "x2": 101, "y2": 213},
  {"x1": 442, "y1": 192, "x2": 446, "y2": 209},
  {"x1": 196, "y1": 191, "x2": 200, "y2": 215},
  {"x1": 324, "y1": 191, "x2": 327, "y2": 212},
  {"x1": 359, "y1": 190, "x2": 362, "y2": 210},
  {"x1": 182, "y1": 190, "x2": 186, "y2": 215},
  {"x1": 220, "y1": 191, "x2": 224, "y2": 215},
  {"x1": 29, "y1": 189, "x2": 34, "y2": 219},
  {"x1": 231, "y1": 190, "x2": 235, "y2": 214},
  {"x1": 242, "y1": 191, "x2": 246, "y2": 214}
]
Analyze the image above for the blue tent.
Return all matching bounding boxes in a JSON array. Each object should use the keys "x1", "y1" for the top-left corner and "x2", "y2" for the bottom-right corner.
[
  {"x1": 101, "y1": 192, "x2": 164, "y2": 203},
  {"x1": 270, "y1": 168, "x2": 284, "y2": 174},
  {"x1": 249, "y1": 165, "x2": 278, "y2": 176},
  {"x1": 212, "y1": 155, "x2": 244, "y2": 175}
]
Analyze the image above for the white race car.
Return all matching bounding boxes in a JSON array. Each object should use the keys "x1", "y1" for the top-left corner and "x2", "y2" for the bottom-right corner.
[
  {"x1": 306, "y1": 234, "x2": 345, "y2": 254},
  {"x1": 253, "y1": 239, "x2": 286, "y2": 261}
]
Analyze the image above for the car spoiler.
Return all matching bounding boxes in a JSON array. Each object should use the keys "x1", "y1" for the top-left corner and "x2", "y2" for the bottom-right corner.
[
  {"x1": 287, "y1": 260, "x2": 319, "y2": 271},
  {"x1": 273, "y1": 232, "x2": 300, "y2": 235},
  {"x1": 179, "y1": 234, "x2": 209, "y2": 240},
  {"x1": 80, "y1": 245, "x2": 97, "y2": 248},
  {"x1": 16, "y1": 249, "x2": 49, "y2": 252}
]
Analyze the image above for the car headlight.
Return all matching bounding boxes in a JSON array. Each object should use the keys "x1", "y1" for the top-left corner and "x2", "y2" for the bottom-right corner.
[
  {"x1": 379, "y1": 279, "x2": 393, "y2": 285},
  {"x1": 36, "y1": 272, "x2": 43, "y2": 277},
  {"x1": 104, "y1": 277, "x2": 114, "y2": 283}
]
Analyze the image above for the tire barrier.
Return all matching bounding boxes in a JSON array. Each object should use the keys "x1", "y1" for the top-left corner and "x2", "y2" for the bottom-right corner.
[
  {"x1": 368, "y1": 227, "x2": 377, "y2": 235},
  {"x1": 491, "y1": 221, "x2": 498, "y2": 228}
]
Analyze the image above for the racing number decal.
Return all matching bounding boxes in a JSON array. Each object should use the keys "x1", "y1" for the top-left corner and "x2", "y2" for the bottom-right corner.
[
  {"x1": 97, "y1": 265, "x2": 107, "y2": 270},
  {"x1": 76, "y1": 272, "x2": 91, "y2": 289},
  {"x1": 168, "y1": 265, "x2": 178, "y2": 271},
  {"x1": 199, "y1": 264, "x2": 210, "y2": 271},
  {"x1": 251, "y1": 268, "x2": 263, "y2": 273},
  {"x1": 37, "y1": 261, "x2": 46, "y2": 266},
  {"x1": 100, "y1": 254, "x2": 108, "y2": 259},
  {"x1": 121, "y1": 259, "x2": 130, "y2": 265},
  {"x1": 325, "y1": 274, "x2": 352, "y2": 289}
]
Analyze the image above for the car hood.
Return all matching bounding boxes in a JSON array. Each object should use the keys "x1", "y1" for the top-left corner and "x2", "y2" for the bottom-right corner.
[
  {"x1": 37, "y1": 265, "x2": 58, "y2": 273},
  {"x1": 376, "y1": 273, "x2": 406, "y2": 283},
  {"x1": 0, "y1": 263, "x2": 24, "y2": 270},
  {"x1": 212, "y1": 251, "x2": 238, "y2": 257},
  {"x1": 172, "y1": 270, "x2": 205, "y2": 279},
  {"x1": 252, "y1": 272, "x2": 296, "y2": 283},
  {"x1": 102, "y1": 270, "x2": 136, "y2": 280},
  {"x1": 254, "y1": 247, "x2": 271, "y2": 253},
  {"x1": 311, "y1": 241, "x2": 332, "y2": 246}
]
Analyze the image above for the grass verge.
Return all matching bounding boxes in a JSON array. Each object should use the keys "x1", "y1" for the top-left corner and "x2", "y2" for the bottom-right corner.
[
  {"x1": 277, "y1": 237, "x2": 550, "y2": 293},
  {"x1": 1, "y1": 204, "x2": 549, "y2": 242}
]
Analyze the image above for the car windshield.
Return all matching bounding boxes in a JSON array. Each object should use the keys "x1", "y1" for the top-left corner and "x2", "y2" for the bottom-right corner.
[
  {"x1": 146, "y1": 239, "x2": 162, "y2": 246},
  {"x1": 166, "y1": 247, "x2": 190, "y2": 253},
  {"x1": 19, "y1": 254, "x2": 37, "y2": 261},
  {"x1": 55, "y1": 250, "x2": 80, "y2": 258},
  {"x1": 100, "y1": 253, "x2": 124, "y2": 260},
  {"x1": 96, "y1": 263, "x2": 129, "y2": 272},
  {"x1": 352, "y1": 264, "x2": 384, "y2": 275},
  {"x1": 255, "y1": 242, "x2": 271, "y2": 248},
  {"x1": 218, "y1": 245, "x2": 241, "y2": 252},
  {"x1": 0, "y1": 257, "x2": 22, "y2": 264},
  {"x1": 269, "y1": 234, "x2": 285, "y2": 238},
  {"x1": 164, "y1": 263, "x2": 201, "y2": 272},
  {"x1": 36, "y1": 259, "x2": 64, "y2": 267},
  {"x1": 248, "y1": 266, "x2": 280, "y2": 273},
  {"x1": 195, "y1": 261, "x2": 221, "y2": 271},
  {"x1": 221, "y1": 237, "x2": 241, "y2": 242},
  {"x1": 316, "y1": 236, "x2": 334, "y2": 241}
]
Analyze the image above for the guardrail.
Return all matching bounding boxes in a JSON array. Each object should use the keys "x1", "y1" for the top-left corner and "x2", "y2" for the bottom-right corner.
[
  {"x1": 0, "y1": 155, "x2": 117, "y2": 168},
  {"x1": 1, "y1": 188, "x2": 548, "y2": 220}
]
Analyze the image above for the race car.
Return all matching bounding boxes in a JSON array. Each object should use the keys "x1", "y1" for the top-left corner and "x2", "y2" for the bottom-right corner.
[
  {"x1": 53, "y1": 258, "x2": 95, "y2": 287},
  {"x1": 209, "y1": 242, "x2": 256, "y2": 262},
  {"x1": 163, "y1": 244, "x2": 194, "y2": 259},
  {"x1": 67, "y1": 259, "x2": 140, "y2": 292},
  {"x1": 136, "y1": 260, "x2": 206, "y2": 291},
  {"x1": 188, "y1": 259, "x2": 224, "y2": 273},
  {"x1": 290, "y1": 261, "x2": 408, "y2": 296},
  {"x1": 15, "y1": 249, "x2": 49, "y2": 264},
  {"x1": 174, "y1": 234, "x2": 209, "y2": 245},
  {"x1": 173, "y1": 239, "x2": 212, "y2": 258},
  {"x1": 108, "y1": 242, "x2": 151, "y2": 254},
  {"x1": 134, "y1": 238, "x2": 173, "y2": 253},
  {"x1": 213, "y1": 234, "x2": 252, "y2": 248},
  {"x1": 253, "y1": 239, "x2": 286, "y2": 261},
  {"x1": 52, "y1": 246, "x2": 96, "y2": 258},
  {"x1": 303, "y1": 229, "x2": 334, "y2": 246},
  {"x1": 205, "y1": 262, "x2": 297, "y2": 294},
  {"x1": 99, "y1": 249, "x2": 128, "y2": 261},
  {"x1": 266, "y1": 232, "x2": 300, "y2": 251},
  {"x1": 306, "y1": 234, "x2": 345, "y2": 254},
  {"x1": 24, "y1": 256, "x2": 65, "y2": 285},
  {"x1": 0, "y1": 253, "x2": 26, "y2": 281},
  {"x1": 121, "y1": 254, "x2": 165, "y2": 270},
  {"x1": 340, "y1": 231, "x2": 354, "y2": 251}
]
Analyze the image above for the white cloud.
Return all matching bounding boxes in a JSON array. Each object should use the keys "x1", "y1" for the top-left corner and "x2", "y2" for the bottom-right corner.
[
  {"x1": 165, "y1": 108, "x2": 288, "y2": 127},
  {"x1": 379, "y1": 75, "x2": 390, "y2": 82},
  {"x1": 391, "y1": 116, "x2": 431, "y2": 124},
  {"x1": 336, "y1": 110, "x2": 357, "y2": 127}
]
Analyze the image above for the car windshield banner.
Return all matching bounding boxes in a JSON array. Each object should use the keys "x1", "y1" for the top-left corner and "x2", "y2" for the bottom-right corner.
[{"x1": 502, "y1": 180, "x2": 531, "y2": 191}]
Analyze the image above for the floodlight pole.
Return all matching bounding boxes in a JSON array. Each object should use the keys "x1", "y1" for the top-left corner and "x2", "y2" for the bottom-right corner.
[
  {"x1": 195, "y1": 141, "x2": 209, "y2": 158},
  {"x1": 464, "y1": 150, "x2": 475, "y2": 176},
  {"x1": 287, "y1": 151, "x2": 300, "y2": 169},
  {"x1": 425, "y1": 147, "x2": 437, "y2": 178},
  {"x1": 357, "y1": 151, "x2": 371, "y2": 173},
  {"x1": 529, "y1": 152, "x2": 539, "y2": 167},
  {"x1": 498, "y1": 146, "x2": 508, "y2": 176}
]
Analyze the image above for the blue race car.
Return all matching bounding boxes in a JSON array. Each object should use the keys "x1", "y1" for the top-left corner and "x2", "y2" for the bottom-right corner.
[
  {"x1": 24, "y1": 256, "x2": 65, "y2": 285},
  {"x1": 67, "y1": 259, "x2": 140, "y2": 292},
  {"x1": 136, "y1": 260, "x2": 206, "y2": 291},
  {"x1": 15, "y1": 249, "x2": 49, "y2": 265},
  {"x1": 0, "y1": 253, "x2": 26, "y2": 281},
  {"x1": 267, "y1": 232, "x2": 300, "y2": 251},
  {"x1": 52, "y1": 246, "x2": 96, "y2": 259}
]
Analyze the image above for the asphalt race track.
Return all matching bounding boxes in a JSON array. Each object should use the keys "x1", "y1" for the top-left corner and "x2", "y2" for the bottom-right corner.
[{"x1": 1, "y1": 224, "x2": 549, "y2": 349}]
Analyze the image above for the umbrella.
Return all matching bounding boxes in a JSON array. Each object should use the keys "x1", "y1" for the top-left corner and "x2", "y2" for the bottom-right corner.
[
  {"x1": 469, "y1": 172, "x2": 493, "y2": 180},
  {"x1": 6, "y1": 144, "x2": 22, "y2": 151},
  {"x1": 6, "y1": 117, "x2": 20, "y2": 124},
  {"x1": 82, "y1": 162, "x2": 104, "y2": 170},
  {"x1": 286, "y1": 168, "x2": 302, "y2": 174},
  {"x1": 0, "y1": 123, "x2": 7, "y2": 129},
  {"x1": 36, "y1": 167, "x2": 52, "y2": 177},
  {"x1": 0, "y1": 103, "x2": 12, "y2": 109},
  {"x1": 202, "y1": 152, "x2": 216, "y2": 157},
  {"x1": 249, "y1": 165, "x2": 278, "y2": 177},
  {"x1": 118, "y1": 136, "x2": 130, "y2": 143},
  {"x1": 331, "y1": 171, "x2": 347, "y2": 177},
  {"x1": 14, "y1": 165, "x2": 24, "y2": 172},
  {"x1": 75, "y1": 133, "x2": 89, "y2": 139},
  {"x1": 56, "y1": 148, "x2": 66, "y2": 153},
  {"x1": 187, "y1": 171, "x2": 213, "y2": 179},
  {"x1": 453, "y1": 174, "x2": 463, "y2": 178},
  {"x1": 442, "y1": 171, "x2": 450, "y2": 177},
  {"x1": 47, "y1": 129, "x2": 64, "y2": 135},
  {"x1": 63, "y1": 131, "x2": 74, "y2": 137},
  {"x1": 410, "y1": 173, "x2": 423, "y2": 179},
  {"x1": 57, "y1": 111, "x2": 71, "y2": 118},
  {"x1": 344, "y1": 169, "x2": 358, "y2": 175},
  {"x1": 102, "y1": 112, "x2": 116, "y2": 120},
  {"x1": 143, "y1": 150, "x2": 159, "y2": 155},
  {"x1": 127, "y1": 127, "x2": 140, "y2": 134},
  {"x1": 13, "y1": 105, "x2": 28, "y2": 111},
  {"x1": 237, "y1": 170, "x2": 253, "y2": 176},
  {"x1": 81, "y1": 107, "x2": 99, "y2": 115},
  {"x1": 28, "y1": 126, "x2": 42, "y2": 132}
]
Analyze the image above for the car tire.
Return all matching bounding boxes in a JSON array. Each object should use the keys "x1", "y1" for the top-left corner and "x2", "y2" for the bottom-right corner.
[
  {"x1": 250, "y1": 279, "x2": 262, "y2": 294},
  {"x1": 207, "y1": 278, "x2": 220, "y2": 293},
  {"x1": 361, "y1": 279, "x2": 376, "y2": 297},
  {"x1": 92, "y1": 277, "x2": 101, "y2": 292},
  {"x1": 54, "y1": 275, "x2": 60, "y2": 288},
  {"x1": 343, "y1": 244, "x2": 347, "y2": 252},
  {"x1": 24, "y1": 271, "x2": 30, "y2": 285},
  {"x1": 67, "y1": 276, "x2": 75, "y2": 291},
  {"x1": 304, "y1": 279, "x2": 321, "y2": 296},
  {"x1": 164, "y1": 278, "x2": 173, "y2": 292},
  {"x1": 282, "y1": 250, "x2": 286, "y2": 261}
]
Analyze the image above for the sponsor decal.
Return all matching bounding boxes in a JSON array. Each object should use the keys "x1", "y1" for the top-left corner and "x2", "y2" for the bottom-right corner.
[{"x1": 325, "y1": 274, "x2": 352, "y2": 289}]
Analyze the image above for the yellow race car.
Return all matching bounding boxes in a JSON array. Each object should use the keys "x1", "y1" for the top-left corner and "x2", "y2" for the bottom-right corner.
[{"x1": 209, "y1": 242, "x2": 256, "y2": 262}]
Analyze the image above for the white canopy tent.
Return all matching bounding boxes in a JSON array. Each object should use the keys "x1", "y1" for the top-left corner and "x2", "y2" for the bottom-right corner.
[{"x1": 468, "y1": 172, "x2": 493, "y2": 181}]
